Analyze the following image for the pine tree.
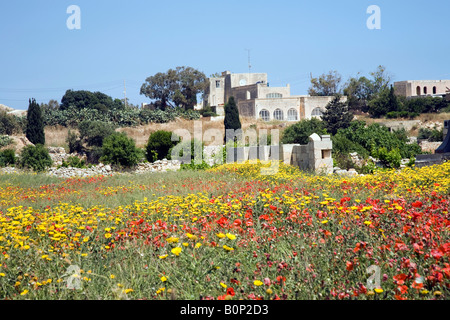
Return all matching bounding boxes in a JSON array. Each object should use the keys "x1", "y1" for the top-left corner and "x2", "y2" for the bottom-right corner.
[
  {"x1": 321, "y1": 94, "x2": 354, "y2": 135},
  {"x1": 26, "y1": 98, "x2": 45, "y2": 145},
  {"x1": 224, "y1": 97, "x2": 242, "y2": 143}
]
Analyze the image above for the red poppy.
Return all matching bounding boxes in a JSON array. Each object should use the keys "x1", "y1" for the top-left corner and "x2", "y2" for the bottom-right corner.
[
  {"x1": 412, "y1": 201, "x2": 423, "y2": 208},
  {"x1": 346, "y1": 261, "x2": 354, "y2": 272},
  {"x1": 226, "y1": 287, "x2": 235, "y2": 296},
  {"x1": 393, "y1": 274, "x2": 407, "y2": 285}
]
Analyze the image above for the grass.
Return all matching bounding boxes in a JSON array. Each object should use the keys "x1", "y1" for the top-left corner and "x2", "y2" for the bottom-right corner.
[{"x1": 0, "y1": 161, "x2": 449, "y2": 300}]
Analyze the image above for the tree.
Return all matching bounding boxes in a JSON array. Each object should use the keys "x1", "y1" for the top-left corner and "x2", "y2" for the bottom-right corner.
[
  {"x1": 321, "y1": 94, "x2": 354, "y2": 135},
  {"x1": 26, "y1": 98, "x2": 45, "y2": 145},
  {"x1": 282, "y1": 118, "x2": 327, "y2": 145},
  {"x1": 60, "y1": 90, "x2": 124, "y2": 111},
  {"x1": 224, "y1": 97, "x2": 241, "y2": 143},
  {"x1": 146, "y1": 130, "x2": 179, "y2": 162},
  {"x1": 140, "y1": 66, "x2": 207, "y2": 110},
  {"x1": 368, "y1": 85, "x2": 400, "y2": 118},
  {"x1": 343, "y1": 65, "x2": 392, "y2": 113},
  {"x1": 308, "y1": 71, "x2": 342, "y2": 96},
  {"x1": 101, "y1": 132, "x2": 142, "y2": 167},
  {"x1": 78, "y1": 120, "x2": 115, "y2": 147}
]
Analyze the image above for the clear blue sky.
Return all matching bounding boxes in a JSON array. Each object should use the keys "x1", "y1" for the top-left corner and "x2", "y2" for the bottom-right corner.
[{"x1": 1, "y1": 0, "x2": 449, "y2": 110}]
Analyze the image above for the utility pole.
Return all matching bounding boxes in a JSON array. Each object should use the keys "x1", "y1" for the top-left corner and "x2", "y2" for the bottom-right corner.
[
  {"x1": 123, "y1": 80, "x2": 127, "y2": 108},
  {"x1": 245, "y1": 49, "x2": 252, "y2": 74}
]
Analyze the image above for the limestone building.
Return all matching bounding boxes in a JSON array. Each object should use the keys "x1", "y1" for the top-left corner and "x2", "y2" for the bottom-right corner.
[
  {"x1": 203, "y1": 71, "x2": 341, "y2": 122},
  {"x1": 394, "y1": 80, "x2": 450, "y2": 98}
]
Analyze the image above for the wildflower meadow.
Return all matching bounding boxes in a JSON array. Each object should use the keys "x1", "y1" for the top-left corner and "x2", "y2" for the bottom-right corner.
[{"x1": 0, "y1": 161, "x2": 449, "y2": 300}]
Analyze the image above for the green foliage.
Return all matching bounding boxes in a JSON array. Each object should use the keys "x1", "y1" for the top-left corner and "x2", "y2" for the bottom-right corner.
[
  {"x1": 386, "y1": 111, "x2": 419, "y2": 119},
  {"x1": 372, "y1": 147, "x2": 402, "y2": 169},
  {"x1": 60, "y1": 90, "x2": 124, "y2": 111},
  {"x1": 78, "y1": 120, "x2": 115, "y2": 148},
  {"x1": 282, "y1": 118, "x2": 327, "y2": 145},
  {"x1": 332, "y1": 121, "x2": 422, "y2": 160},
  {"x1": 400, "y1": 96, "x2": 449, "y2": 114},
  {"x1": 0, "y1": 111, "x2": 23, "y2": 135},
  {"x1": 308, "y1": 70, "x2": 342, "y2": 96},
  {"x1": 100, "y1": 132, "x2": 141, "y2": 168},
  {"x1": 146, "y1": 130, "x2": 179, "y2": 162},
  {"x1": 224, "y1": 97, "x2": 242, "y2": 143},
  {"x1": 321, "y1": 94, "x2": 354, "y2": 135},
  {"x1": 42, "y1": 105, "x2": 200, "y2": 128},
  {"x1": 60, "y1": 156, "x2": 86, "y2": 169},
  {"x1": 19, "y1": 144, "x2": 52, "y2": 172},
  {"x1": 418, "y1": 128, "x2": 444, "y2": 142},
  {"x1": 0, "y1": 135, "x2": 13, "y2": 148},
  {"x1": 368, "y1": 85, "x2": 399, "y2": 118},
  {"x1": 66, "y1": 130, "x2": 83, "y2": 154},
  {"x1": 0, "y1": 149, "x2": 16, "y2": 167},
  {"x1": 180, "y1": 160, "x2": 211, "y2": 171},
  {"x1": 25, "y1": 98, "x2": 45, "y2": 145},
  {"x1": 140, "y1": 66, "x2": 207, "y2": 110},
  {"x1": 85, "y1": 146, "x2": 103, "y2": 165}
]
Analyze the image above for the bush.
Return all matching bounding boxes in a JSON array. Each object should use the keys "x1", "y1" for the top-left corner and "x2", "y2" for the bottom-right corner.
[
  {"x1": 100, "y1": 133, "x2": 141, "y2": 167},
  {"x1": 78, "y1": 120, "x2": 115, "y2": 147},
  {"x1": 85, "y1": 146, "x2": 103, "y2": 165},
  {"x1": 0, "y1": 149, "x2": 16, "y2": 167},
  {"x1": 61, "y1": 156, "x2": 86, "y2": 169},
  {"x1": 67, "y1": 130, "x2": 83, "y2": 154},
  {"x1": 333, "y1": 121, "x2": 421, "y2": 159},
  {"x1": 0, "y1": 111, "x2": 22, "y2": 135},
  {"x1": 0, "y1": 135, "x2": 13, "y2": 148},
  {"x1": 418, "y1": 128, "x2": 444, "y2": 142},
  {"x1": 282, "y1": 118, "x2": 328, "y2": 145},
  {"x1": 19, "y1": 144, "x2": 52, "y2": 172},
  {"x1": 146, "y1": 130, "x2": 179, "y2": 162},
  {"x1": 372, "y1": 147, "x2": 402, "y2": 169}
]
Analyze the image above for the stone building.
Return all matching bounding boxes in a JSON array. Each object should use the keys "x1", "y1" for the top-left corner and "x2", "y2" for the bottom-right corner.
[
  {"x1": 394, "y1": 80, "x2": 450, "y2": 98},
  {"x1": 203, "y1": 71, "x2": 342, "y2": 121}
]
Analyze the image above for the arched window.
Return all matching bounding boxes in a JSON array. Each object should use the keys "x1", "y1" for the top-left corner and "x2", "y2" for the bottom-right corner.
[
  {"x1": 273, "y1": 109, "x2": 284, "y2": 121},
  {"x1": 259, "y1": 109, "x2": 270, "y2": 122},
  {"x1": 424, "y1": 87, "x2": 428, "y2": 95},
  {"x1": 433, "y1": 86, "x2": 437, "y2": 94},
  {"x1": 287, "y1": 108, "x2": 298, "y2": 121},
  {"x1": 266, "y1": 93, "x2": 283, "y2": 99},
  {"x1": 311, "y1": 108, "x2": 324, "y2": 117},
  {"x1": 416, "y1": 86, "x2": 421, "y2": 96}
]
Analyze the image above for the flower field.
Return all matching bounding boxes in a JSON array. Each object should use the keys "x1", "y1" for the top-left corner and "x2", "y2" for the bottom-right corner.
[{"x1": 0, "y1": 162, "x2": 449, "y2": 300}]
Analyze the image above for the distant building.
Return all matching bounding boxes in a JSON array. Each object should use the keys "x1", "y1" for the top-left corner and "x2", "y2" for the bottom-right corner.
[
  {"x1": 203, "y1": 71, "x2": 343, "y2": 121},
  {"x1": 394, "y1": 80, "x2": 450, "y2": 98}
]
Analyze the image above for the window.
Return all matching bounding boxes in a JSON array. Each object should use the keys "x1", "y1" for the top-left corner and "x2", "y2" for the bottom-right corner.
[
  {"x1": 416, "y1": 86, "x2": 421, "y2": 96},
  {"x1": 287, "y1": 108, "x2": 298, "y2": 121},
  {"x1": 311, "y1": 108, "x2": 323, "y2": 117},
  {"x1": 259, "y1": 109, "x2": 270, "y2": 122},
  {"x1": 273, "y1": 109, "x2": 284, "y2": 121},
  {"x1": 424, "y1": 87, "x2": 428, "y2": 95},
  {"x1": 216, "y1": 80, "x2": 221, "y2": 88},
  {"x1": 266, "y1": 93, "x2": 283, "y2": 99},
  {"x1": 433, "y1": 86, "x2": 437, "y2": 94}
]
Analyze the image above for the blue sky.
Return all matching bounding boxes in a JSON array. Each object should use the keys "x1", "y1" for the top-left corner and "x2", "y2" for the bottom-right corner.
[{"x1": 1, "y1": 0, "x2": 449, "y2": 110}]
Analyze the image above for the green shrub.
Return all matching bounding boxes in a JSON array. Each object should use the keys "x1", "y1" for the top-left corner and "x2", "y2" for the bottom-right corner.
[
  {"x1": 85, "y1": 146, "x2": 103, "y2": 165},
  {"x1": 66, "y1": 130, "x2": 83, "y2": 154},
  {"x1": 372, "y1": 147, "x2": 402, "y2": 169},
  {"x1": 26, "y1": 98, "x2": 45, "y2": 145},
  {"x1": 100, "y1": 133, "x2": 141, "y2": 167},
  {"x1": 61, "y1": 156, "x2": 86, "y2": 169},
  {"x1": 0, "y1": 111, "x2": 22, "y2": 135},
  {"x1": 418, "y1": 128, "x2": 443, "y2": 142},
  {"x1": 146, "y1": 130, "x2": 179, "y2": 162},
  {"x1": 19, "y1": 144, "x2": 52, "y2": 172},
  {"x1": 78, "y1": 120, "x2": 115, "y2": 147},
  {"x1": 0, "y1": 135, "x2": 13, "y2": 148},
  {"x1": 282, "y1": 118, "x2": 328, "y2": 145},
  {"x1": 180, "y1": 160, "x2": 211, "y2": 171},
  {"x1": 0, "y1": 149, "x2": 16, "y2": 167}
]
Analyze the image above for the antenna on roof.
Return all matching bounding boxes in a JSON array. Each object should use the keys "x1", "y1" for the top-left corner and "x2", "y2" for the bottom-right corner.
[{"x1": 245, "y1": 49, "x2": 251, "y2": 74}]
